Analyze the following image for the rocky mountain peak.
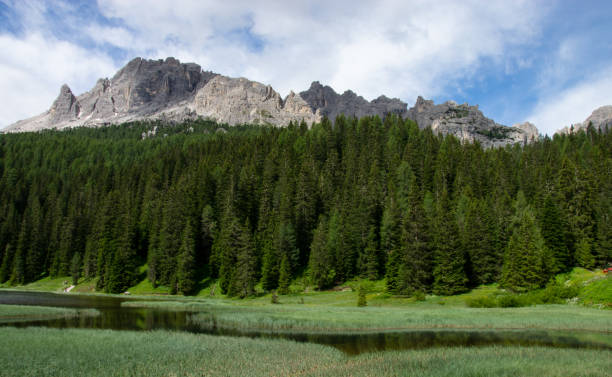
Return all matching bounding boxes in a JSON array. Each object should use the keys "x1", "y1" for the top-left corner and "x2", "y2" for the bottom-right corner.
[
  {"x1": 49, "y1": 84, "x2": 79, "y2": 123},
  {"x1": 557, "y1": 105, "x2": 612, "y2": 135},
  {"x1": 5, "y1": 56, "x2": 543, "y2": 147}
]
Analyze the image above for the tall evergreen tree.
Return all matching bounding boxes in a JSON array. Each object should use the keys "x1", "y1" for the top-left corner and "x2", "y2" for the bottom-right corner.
[
  {"x1": 432, "y1": 192, "x2": 468, "y2": 295},
  {"x1": 540, "y1": 196, "x2": 570, "y2": 273},
  {"x1": 309, "y1": 216, "x2": 335, "y2": 289},
  {"x1": 177, "y1": 221, "x2": 198, "y2": 295},
  {"x1": 501, "y1": 192, "x2": 548, "y2": 291}
]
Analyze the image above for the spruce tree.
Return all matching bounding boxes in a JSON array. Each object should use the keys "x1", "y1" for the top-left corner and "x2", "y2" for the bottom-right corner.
[
  {"x1": 540, "y1": 196, "x2": 570, "y2": 273},
  {"x1": 500, "y1": 192, "x2": 548, "y2": 291},
  {"x1": 0, "y1": 243, "x2": 13, "y2": 283},
  {"x1": 177, "y1": 221, "x2": 198, "y2": 295},
  {"x1": 278, "y1": 253, "x2": 291, "y2": 295},
  {"x1": 382, "y1": 198, "x2": 402, "y2": 293},
  {"x1": 70, "y1": 252, "x2": 82, "y2": 285},
  {"x1": 309, "y1": 216, "x2": 335, "y2": 289},
  {"x1": 432, "y1": 192, "x2": 468, "y2": 296},
  {"x1": 229, "y1": 221, "x2": 257, "y2": 298}
]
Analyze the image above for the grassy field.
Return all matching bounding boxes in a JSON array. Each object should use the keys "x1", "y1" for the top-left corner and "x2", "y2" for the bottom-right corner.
[
  {"x1": 0, "y1": 327, "x2": 609, "y2": 377},
  {"x1": 1, "y1": 277, "x2": 611, "y2": 376},
  {"x1": 121, "y1": 299, "x2": 612, "y2": 333},
  {"x1": 0, "y1": 304, "x2": 98, "y2": 323}
]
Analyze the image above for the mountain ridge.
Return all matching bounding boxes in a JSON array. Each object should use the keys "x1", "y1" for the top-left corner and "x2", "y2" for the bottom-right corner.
[{"x1": 5, "y1": 56, "x2": 542, "y2": 147}]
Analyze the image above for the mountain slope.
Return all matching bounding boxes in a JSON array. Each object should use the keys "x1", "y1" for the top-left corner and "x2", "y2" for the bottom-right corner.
[{"x1": 5, "y1": 56, "x2": 538, "y2": 147}]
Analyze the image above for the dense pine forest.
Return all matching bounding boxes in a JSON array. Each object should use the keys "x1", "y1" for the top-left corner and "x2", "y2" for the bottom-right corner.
[{"x1": 0, "y1": 116, "x2": 610, "y2": 296}]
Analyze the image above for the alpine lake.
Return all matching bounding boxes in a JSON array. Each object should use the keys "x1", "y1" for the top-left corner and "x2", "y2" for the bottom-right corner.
[{"x1": 1, "y1": 289, "x2": 610, "y2": 356}]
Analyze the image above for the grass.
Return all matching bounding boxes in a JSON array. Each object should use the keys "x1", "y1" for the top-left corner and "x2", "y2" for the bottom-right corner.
[
  {"x1": 0, "y1": 304, "x2": 98, "y2": 323},
  {"x1": 121, "y1": 300, "x2": 612, "y2": 333},
  {"x1": 0, "y1": 327, "x2": 610, "y2": 376}
]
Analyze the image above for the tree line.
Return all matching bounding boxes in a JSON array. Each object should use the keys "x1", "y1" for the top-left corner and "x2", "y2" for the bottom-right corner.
[{"x1": 0, "y1": 116, "x2": 610, "y2": 295}]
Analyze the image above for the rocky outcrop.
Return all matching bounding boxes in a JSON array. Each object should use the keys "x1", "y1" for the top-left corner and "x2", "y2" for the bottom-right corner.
[
  {"x1": 4, "y1": 56, "x2": 539, "y2": 147},
  {"x1": 300, "y1": 81, "x2": 407, "y2": 120},
  {"x1": 557, "y1": 106, "x2": 612, "y2": 134},
  {"x1": 407, "y1": 97, "x2": 537, "y2": 147},
  {"x1": 191, "y1": 76, "x2": 318, "y2": 126}
]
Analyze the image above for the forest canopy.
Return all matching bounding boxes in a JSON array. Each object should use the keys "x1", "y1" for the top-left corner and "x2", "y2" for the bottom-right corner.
[{"x1": 0, "y1": 116, "x2": 610, "y2": 295}]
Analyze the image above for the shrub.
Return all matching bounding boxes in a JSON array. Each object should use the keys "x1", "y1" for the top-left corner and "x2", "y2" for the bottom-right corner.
[
  {"x1": 414, "y1": 291, "x2": 426, "y2": 302},
  {"x1": 465, "y1": 296, "x2": 498, "y2": 308},
  {"x1": 498, "y1": 295, "x2": 522, "y2": 308},
  {"x1": 270, "y1": 291, "x2": 279, "y2": 304},
  {"x1": 357, "y1": 286, "x2": 367, "y2": 307}
]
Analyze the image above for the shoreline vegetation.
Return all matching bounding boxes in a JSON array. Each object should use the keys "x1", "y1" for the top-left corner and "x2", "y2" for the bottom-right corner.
[
  {"x1": 0, "y1": 304, "x2": 98, "y2": 323},
  {"x1": 1, "y1": 267, "x2": 609, "y2": 334},
  {"x1": 1, "y1": 271, "x2": 610, "y2": 376},
  {"x1": 0, "y1": 327, "x2": 610, "y2": 377}
]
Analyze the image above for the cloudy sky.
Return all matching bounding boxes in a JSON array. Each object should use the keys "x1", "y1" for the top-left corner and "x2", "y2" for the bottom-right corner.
[{"x1": 1, "y1": 0, "x2": 611, "y2": 135}]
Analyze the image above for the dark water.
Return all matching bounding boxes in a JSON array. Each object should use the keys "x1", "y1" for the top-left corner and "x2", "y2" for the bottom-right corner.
[{"x1": 1, "y1": 290, "x2": 610, "y2": 355}]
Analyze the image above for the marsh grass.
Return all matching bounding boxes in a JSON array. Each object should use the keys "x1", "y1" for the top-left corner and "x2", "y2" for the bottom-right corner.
[
  {"x1": 123, "y1": 300, "x2": 612, "y2": 333},
  {"x1": 0, "y1": 304, "x2": 98, "y2": 323},
  {"x1": 0, "y1": 327, "x2": 610, "y2": 376}
]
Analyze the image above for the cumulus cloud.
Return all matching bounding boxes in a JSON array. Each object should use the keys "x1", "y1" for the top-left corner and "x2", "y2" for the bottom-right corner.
[
  {"x1": 527, "y1": 66, "x2": 612, "y2": 135},
  {"x1": 0, "y1": 33, "x2": 117, "y2": 127},
  {"x1": 95, "y1": 0, "x2": 543, "y2": 100},
  {"x1": 2, "y1": 0, "x2": 549, "y2": 127}
]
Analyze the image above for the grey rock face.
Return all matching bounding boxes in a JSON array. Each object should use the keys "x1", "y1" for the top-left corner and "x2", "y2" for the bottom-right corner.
[
  {"x1": 192, "y1": 76, "x2": 318, "y2": 126},
  {"x1": 558, "y1": 105, "x2": 612, "y2": 134},
  {"x1": 50, "y1": 84, "x2": 80, "y2": 123},
  {"x1": 406, "y1": 97, "x2": 538, "y2": 148},
  {"x1": 4, "y1": 56, "x2": 539, "y2": 147},
  {"x1": 300, "y1": 81, "x2": 407, "y2": 120}
]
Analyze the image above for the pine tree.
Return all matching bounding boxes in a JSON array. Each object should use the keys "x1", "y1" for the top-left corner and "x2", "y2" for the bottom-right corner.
[
  {"x1": 396, "y1": 173, "x2": 433, "y2": 294},
  {"x1": 575, "y1": 237, "x2": 595, "y2": 269},
  {"x1": 0, "y1": 243, "x2": 13, "y2": 283},
  {"x1": 275, "y1": 221, "x2": 300, "y2": 275},
  {"x1": 540, "y1": 196, "x2": 570, "y2": 273},
  {"x1": 308, "y1": 216, "x2": 335, "y2": 289},
  {"x1": 432, "y1": 192, "x2": 468, "y2": 296},
  {"x1": 177, "y1": 221, "x2": 198, "y2": 295},
  {"x1": 70, "y1": 252, "x2": 82, "y2": 286},
  {"x1": 382, "y1": 198, "x2": 402, "y2": 293},
  {"x1": 278, "y1": 253, "x2": 291, "y2": 295},
  {"x1": 500, "y1": 192, "x2": 548, "y2": 291},
  {"x1": 361, "y1": 226, "x2": 379, "y2": 280},
  {"x1": 11, "y1": 219, "x2": 28, "y2": 285},
  {"x1": 260, "y1": 227, "x2": 280, "y2": 291},
  {"x1": 200, "y1": 205, "x2": 216, "y2": 268},
  {"x1": 229, "y1": 221, "x2": 257, "y2": 298}
]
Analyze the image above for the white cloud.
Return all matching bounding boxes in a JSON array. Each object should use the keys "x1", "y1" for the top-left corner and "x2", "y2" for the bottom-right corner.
[
  {"x1": 0, "y1": 33, "x2": 117, "y2": 127},
  {"x1": 527, "y1": 66, "x2": 612, "y2": 135},
  {"x1": 2, "y1": 0, "x2": 548, "y2": 128},
  {"x1": 95, "y1": 0, "x2": 544, "y2": 101}
]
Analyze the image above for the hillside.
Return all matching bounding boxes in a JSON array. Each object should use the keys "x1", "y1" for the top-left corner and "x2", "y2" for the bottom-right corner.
[
  {"x1": 4, "y1": 57, "x2": 538, "y2": 148},
  {"x1": 0, "y1": 117, "x2": 610, "y2": 296}
]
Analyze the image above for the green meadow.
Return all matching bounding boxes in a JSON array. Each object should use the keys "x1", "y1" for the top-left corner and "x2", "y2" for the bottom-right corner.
[
  {"x1": 1, "y1": 267, "x2": 610, "y2": 376},
  {"x1": 0, "y1": 304, "x2": 98, "y2": 323},
  {"x1": 0, "y1": 327, "x2": 609, "y2": 377}
]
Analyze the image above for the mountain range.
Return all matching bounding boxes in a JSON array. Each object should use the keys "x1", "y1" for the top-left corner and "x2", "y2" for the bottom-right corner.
[{"x1": 5, "y1": 57, "x2": 610, "y2": 146}]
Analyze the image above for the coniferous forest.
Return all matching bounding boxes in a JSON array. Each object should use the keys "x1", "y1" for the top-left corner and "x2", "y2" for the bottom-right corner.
[{"x1": 0, "y1": 116, "x2": 610, "y2": 296}]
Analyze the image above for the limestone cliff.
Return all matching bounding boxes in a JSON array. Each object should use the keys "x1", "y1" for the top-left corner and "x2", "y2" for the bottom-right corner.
[{"x1": 5, "y1": 56, "x2": 540, "y2": 148}]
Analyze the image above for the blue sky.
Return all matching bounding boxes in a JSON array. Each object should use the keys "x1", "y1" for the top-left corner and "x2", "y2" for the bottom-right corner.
[{"x1": 1, "y1": 0, "x2": 611, "y2": 135}]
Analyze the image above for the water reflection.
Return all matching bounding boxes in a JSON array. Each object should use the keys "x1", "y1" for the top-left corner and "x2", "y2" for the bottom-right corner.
[{"x1": 1, "y1": 290, "x2": 610, "y2": 355}]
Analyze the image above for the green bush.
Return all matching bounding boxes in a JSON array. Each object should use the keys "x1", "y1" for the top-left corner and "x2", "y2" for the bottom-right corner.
[
  {"x1": 414, "y1": 291, "x2": 426, "y2": 302},
  {"x1": 357, "y1": 286, "x2": 367, "y2": 307},
  {"x1": 465, "y1": 296, "x2": 498, "y2": 308},
  {"x1": 498, "y1": 295, "x2": 523, "y2": 308}
]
